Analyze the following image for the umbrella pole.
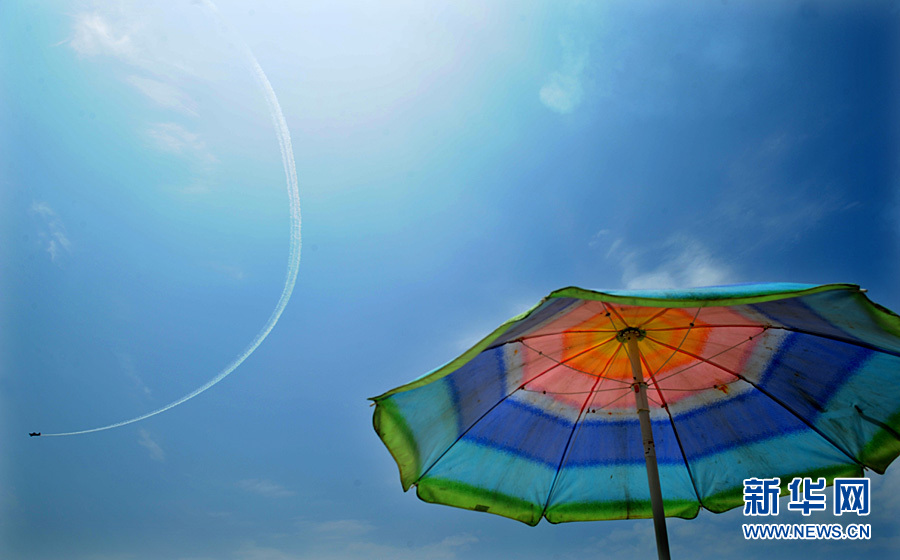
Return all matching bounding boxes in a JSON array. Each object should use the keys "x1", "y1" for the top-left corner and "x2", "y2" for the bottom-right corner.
[{"x1": 624, "y1": 332, "x2": 671, "y2": 560}]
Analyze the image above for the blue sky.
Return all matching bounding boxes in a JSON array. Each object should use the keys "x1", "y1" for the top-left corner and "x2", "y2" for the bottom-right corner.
[{"x1": 2, "y1": 0, "x2": 899, "y2": 558}]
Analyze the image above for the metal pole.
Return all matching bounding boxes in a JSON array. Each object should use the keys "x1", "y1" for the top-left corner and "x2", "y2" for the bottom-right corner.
[{"x1": 624, "y1": 332, "x2": 671, "y2": 560}]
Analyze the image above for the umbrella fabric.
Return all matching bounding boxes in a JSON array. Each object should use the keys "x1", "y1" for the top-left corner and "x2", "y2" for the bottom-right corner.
[{"x1": 371, "y1": 283, "x2": 900, "y2": 526}]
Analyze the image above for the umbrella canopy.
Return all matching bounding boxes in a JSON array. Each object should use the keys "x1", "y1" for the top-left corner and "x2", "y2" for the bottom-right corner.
[{"x1": 371, "y1": 283, "x2": 900, "y2": 531}]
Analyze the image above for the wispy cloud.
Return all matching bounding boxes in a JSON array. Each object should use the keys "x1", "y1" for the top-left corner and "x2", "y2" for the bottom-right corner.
[
  {"x1": 588, "y1": 229, "x2": 610, "y2": 247},
  {"x1": 539, "y1": 33, "x2": 588, "y2": 114},
  {"x1": 65, "y1": 9, "x2": 196, "y2": 76},
  {"x1": 126, "y1": 75, "x2": 198, "y2": 115},
  {"x1": 117, "y1": 352, "x2": 151, "y2": 397},
  {"x1": 606, "y1": 235, "x2": 734, "y2": 290},
  {"x1": 715, "y1": 130, "x2": 852, "y2": 249},
  {"x1": 146, "y1": 122, "x2": 216, "y2": 164},
  {"x1": 138, "y1": 429, "x2": 165, "y2": 462},
  {"x1": 68, "y1": 12, "x2": 135, "y2": 59},
  {"x1": 207, "y1": 262, "x2": 246, "y2": 282},
  {"x1": 588, "y1": 229, "x2": 622, "y2": 259},
  {"x1": 67, "y1": 11, "x2": 209, "y2": 166},
  {"x1": 305, "y1": 519, "x2": 374, "y2": 538},
  {"x1": 30, "y1": 201, "x2": 72, "y2": 264},
  {"x1": 237, "y1": 479, "x2": 295, "y2": 498}
]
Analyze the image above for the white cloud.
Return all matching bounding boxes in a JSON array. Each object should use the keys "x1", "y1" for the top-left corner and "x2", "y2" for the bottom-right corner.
[
  {"x1": 539, "y1": 34, "x2": 588, "y2": 114},
  {"x1": 588, "y1": 229, "x2": 610, "y2": 247},
  {"x1": 146, "y1": 122, "x2": 216, "y2": 164},
  {"x1": 238, "y1": 478, "x2": 295, "y2": 498},
  {"x1": 138, "y1": 429, "x2": 165, "y2": 462},
  {"x1": 126, "y1": 75, "x2": 198, "y2": 115},
  {"x1": 608, "y1": 235, "x2": 734, "y2": 290},
  {"x1": 206, "y1": 262, "x2": 246, "y2": 281},
  {"x1": 30, "y1": 201, "x2": 72, "y2": 264},
  {"x1": 65, "y1": 7, "x2": 200, "y2": 76},
  {"x1": 67, "y1": 10, "x2": 211, "y2": 167},
  {"x1": 539, "y1": 73, "x2": 583, "y2": 114},
  {"x1": 589, "y1": 230, "x2": 624, "y2": 259},
  {"x1": 308, "y1": 519, "x2": 374, "y2": 537},
  {"x1": 68, "y1": 12, "x2": 135, "y2": 59},
  {"x1": 117, "y1": 352, "x2": 151, "y2": 397}
]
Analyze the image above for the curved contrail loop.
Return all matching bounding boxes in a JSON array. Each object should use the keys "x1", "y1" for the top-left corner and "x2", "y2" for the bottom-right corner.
[{"x1": 41, "y1": 1, "x2": 301, "y2": 437}]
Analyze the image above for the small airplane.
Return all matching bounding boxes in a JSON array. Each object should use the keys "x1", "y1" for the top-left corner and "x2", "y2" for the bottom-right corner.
[{"x1": 29, "y1": 432, "x2": 41, "y2": 437}]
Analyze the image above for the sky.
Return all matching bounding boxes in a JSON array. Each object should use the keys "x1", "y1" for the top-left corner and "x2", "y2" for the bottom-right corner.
[{"x1": 2, "y1": 0, "x2": 899, "y2": 558}]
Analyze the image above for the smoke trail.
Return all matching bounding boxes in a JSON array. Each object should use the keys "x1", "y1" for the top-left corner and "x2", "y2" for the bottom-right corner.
[{"x1": 40, "y1": 2, "x2": 301, "y2": 437}]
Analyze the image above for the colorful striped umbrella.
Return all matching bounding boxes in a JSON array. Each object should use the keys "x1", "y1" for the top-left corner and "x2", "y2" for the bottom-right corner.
[{"x1": 371, "y1": 283, "x2": 900, "y2": 559}]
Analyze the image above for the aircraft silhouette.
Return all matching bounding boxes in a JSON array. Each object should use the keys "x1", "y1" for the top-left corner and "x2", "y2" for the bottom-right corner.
[{"x1": 29, "y1": 432, "x2": 40, "y2": 437}]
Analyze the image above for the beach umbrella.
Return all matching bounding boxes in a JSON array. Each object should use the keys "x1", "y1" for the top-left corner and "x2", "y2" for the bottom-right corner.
[{"x1": 371, "y1": 283, "x2": 900, "y2": 559}]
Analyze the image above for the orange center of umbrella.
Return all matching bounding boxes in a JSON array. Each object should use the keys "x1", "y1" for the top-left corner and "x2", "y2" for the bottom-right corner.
[{"x1": 560, "y1": 305, "x2": 710, "y2": 382}]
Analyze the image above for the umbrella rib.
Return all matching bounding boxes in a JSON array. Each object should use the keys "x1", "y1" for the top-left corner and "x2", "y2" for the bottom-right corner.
[
  {"x1": 644, "y1": 335, "x2": 868, "y2": 470},
  {"x1": 637, "y1": 308, "x2": 671, "y2": 329},
  {"x1": 519, "y1": 340, "x2": 632, "y2": 385},
  {"x1": 649, "y1": 307, "x2": 702, "y2": 378},
  {"x1": 651, "y1": 385, "x2": 738, "y2": 392},
  {"x1": 599, "y1": 388, "x2": 644, "y2": 410},
  {"x1": 540, "y1": 345, "x2": 623, "y2": 519},
  {"x1": 649, "y1": 324, "x2": 900, "y2": 359},
  {"x1": 645, "y1": 323, "x2": 762, "y2": 332},
  {"x1": 413, "y1": 337, "x2": 618, "y2": 486},
  {"x1": 517, "y1": 329, "x2": 621, "y2": 341},
  {"x1": 485, "y1": 329, "x2": 618, "y2": 352},
  {"x1": 773, "y1": 326, "x2": 900, "y2": 359},
  {"x1": 653, "y1": 333, "x2": 760, "y2": 385},
  {"x1": 522, "y1": 386, "x2": 631, "y2": 395},
  {"x1": 605, "y1": 302, "x2": 630, "y2": 329},
  {"x1": 854, "y1": 405, "x2": 900, "y2": 446}
]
